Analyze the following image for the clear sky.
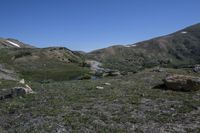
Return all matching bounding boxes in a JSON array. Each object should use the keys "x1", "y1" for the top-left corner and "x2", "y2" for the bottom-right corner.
[{"x1": 0, "y1": 0, "x2": 200, "y2": 52}]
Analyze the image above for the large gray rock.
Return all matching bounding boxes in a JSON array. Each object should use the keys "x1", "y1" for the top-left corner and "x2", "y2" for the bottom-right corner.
[
  {"x1": 163, "y1": 75, "x2": 200, "y2": 91},
  {"x1": 85, "y1": 60, "x2": 104, "y2": 73},
  {"x1": 85, "y1": 60, "x2": 121, "y2": 77},
  {"x1": 11, "y1": 85, "x2": 34, "y2": 96}
]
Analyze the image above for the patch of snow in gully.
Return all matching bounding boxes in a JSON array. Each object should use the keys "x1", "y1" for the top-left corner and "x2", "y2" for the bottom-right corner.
[{"x1": 6, "y1": 40, "x2": 20, "y2": 48}]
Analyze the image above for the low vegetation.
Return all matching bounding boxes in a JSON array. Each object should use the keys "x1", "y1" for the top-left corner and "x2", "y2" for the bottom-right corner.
[{"x1": 0, "y1": 68, "x2": 200, "y2": 132}]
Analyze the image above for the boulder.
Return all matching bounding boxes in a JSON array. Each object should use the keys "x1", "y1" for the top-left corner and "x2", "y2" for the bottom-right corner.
[
  {"x1": 12, "y1": 84, "x2": 34, "y2": 96},
  {"x1": 163, "y1": 75, "x2": 200, "y2": 91}
]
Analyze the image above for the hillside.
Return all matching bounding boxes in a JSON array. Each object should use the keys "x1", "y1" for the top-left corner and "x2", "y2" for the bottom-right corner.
[
  {"x1": 0, "y1": 46, "x2": 89, "y2": 82},
  {"x1": 87, "y1": 23, "x2": 200, "y2": 73}
]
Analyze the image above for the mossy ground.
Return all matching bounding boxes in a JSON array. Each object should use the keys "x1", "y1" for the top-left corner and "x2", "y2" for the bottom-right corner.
[{"x1": 0, "y1": 68, "x2": 200, "y2": 132}]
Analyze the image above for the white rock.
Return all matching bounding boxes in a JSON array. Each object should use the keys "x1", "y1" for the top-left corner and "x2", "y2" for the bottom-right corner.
[
  {"x1": 104, "y1": 82, "x2": 111, "y2": 86},
  {"x1": 96, "y1": 86, "x2": 104, "y2": 90},
  {"x1": 124, "y1": 45, "x2": 136, "y2": 47},
  {"x1": 25, "y1": 84, "x2": 34, "y2": 93}
]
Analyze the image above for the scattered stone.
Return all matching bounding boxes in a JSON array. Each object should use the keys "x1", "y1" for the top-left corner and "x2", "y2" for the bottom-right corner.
[
  {"x1": 163, "y1": 74, "x2": 200, "y2": 91},
  {"x1": 193, "y1": 64, "x2": 200, "y2": 72},
  {"x1": 96, "y1": 86, "x2": 104, "y2": 90},
  {"x1": 151, "y1": 67, "x2": 164, "y2": 72},
  {"x1": 104, "y1": 82, "x2": 111, "y2": 86}
]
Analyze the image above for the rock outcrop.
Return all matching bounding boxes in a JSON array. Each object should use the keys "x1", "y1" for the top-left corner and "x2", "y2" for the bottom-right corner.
[
  {"x1": 85, "y1": 60, "x2": 104, "y2": 74},
  {"x1": 163, "y1": 75, "x2": 200, "y2": 91},
  {"x1": 85, "y1": 60, "x2": 121, "y2": 77}
]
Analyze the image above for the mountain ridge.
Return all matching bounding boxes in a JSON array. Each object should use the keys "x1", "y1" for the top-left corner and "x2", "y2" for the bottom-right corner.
[
  {"x1": 1, "y1": 23, "x2": 200, "y2": 78},
  {"x1": 86, "y1": 23, "x2": 200, "y2": 72}
]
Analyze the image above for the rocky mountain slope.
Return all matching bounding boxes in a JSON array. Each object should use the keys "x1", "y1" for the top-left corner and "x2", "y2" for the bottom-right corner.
[
  {"x1": 87, "y1": 23, "x2": 200, "y2": 73},
  {"x1": 0, "y1": 38, "x2": 34, "y2": 48}
]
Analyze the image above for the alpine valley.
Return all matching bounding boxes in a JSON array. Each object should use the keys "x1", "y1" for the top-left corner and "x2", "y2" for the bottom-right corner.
[{"x1": 1, "y1": 23, "x2": 200, "y2": 133}]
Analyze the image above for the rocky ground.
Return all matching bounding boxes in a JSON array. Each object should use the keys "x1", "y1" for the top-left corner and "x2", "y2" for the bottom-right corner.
[{"x1": 0, "y1": 67, "x2": 200, "y2": 133}]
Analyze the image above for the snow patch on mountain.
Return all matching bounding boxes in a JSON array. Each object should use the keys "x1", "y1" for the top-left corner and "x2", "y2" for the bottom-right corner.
[
  {"x1": 6, "y1": 40, "x2": 20, "y2": 48},
  {"x1": 181, "y1": 31, "x2": 188, "y2": 34},
  {"x1": 124, "y1": 45, "x2": 136, "y2": 48}
]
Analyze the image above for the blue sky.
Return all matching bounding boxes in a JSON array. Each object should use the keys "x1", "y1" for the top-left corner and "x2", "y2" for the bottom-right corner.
[{"x1": 0, "y1": 0, "x2": 200, "y2": 52}]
